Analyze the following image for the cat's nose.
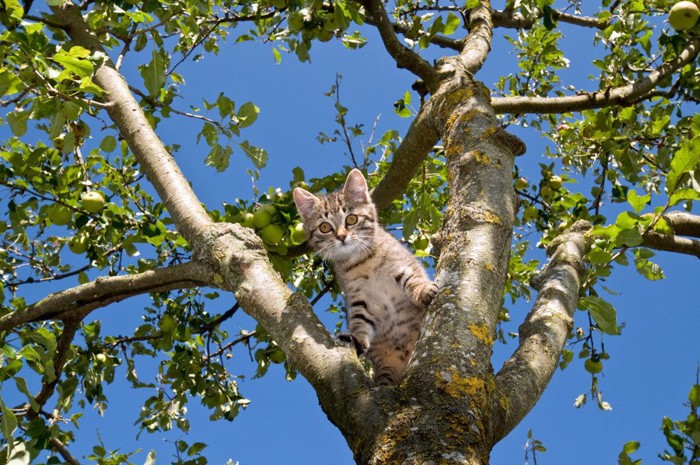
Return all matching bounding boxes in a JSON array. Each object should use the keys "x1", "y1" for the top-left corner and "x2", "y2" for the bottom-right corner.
[{"x1": 336, "y1": 228, "x2": 348, "y2": 243}]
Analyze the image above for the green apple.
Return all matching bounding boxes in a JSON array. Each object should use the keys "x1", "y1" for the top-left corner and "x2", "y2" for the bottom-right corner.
[
  {"x1": 414, "y1": 234, "x2": 430, "y2": 250},
  {"x1": 549, "y1": 175, "x2": 563, "y2": 190},
  {"x1": 260, "y1": 223, "x2": 284, "y2": 245},
  {"x1": 253, "y1": 205, "x2": 275, "y2": 229},
  {"x1": 158, "y1": 314, "x2": 177, "y2": 333},
  {"x1": 267, "y1": 348, "x2": 286, "y2": 364},
  {"x1": 291, "y1": 223, "x2": 306, "y2": 243},
  {"x1": 523, "y1": 205, "x2": 538, "y2": 222},
  {"x1": 81, "y1": 191, "x2": 105, "y2": 213},
  {"x1": 514, "y1": 177, "x2": 528, "y2": 190},
  {"x1": 48, "y1": 204, "x2": 72, "y2": 225},
  {"x1": 287, "y1": 12, "x2": 304, "y2": 31},
  {"x1": 240, "y1": 212, "x2": 255, "y2": 229},
  {"x1": 584, "y1": 357, "x2": 603, "y2": 374},
  {"x1": 68, "y1": 235, "x2": 88, "y2": 254},
  {"x1": 540, "y1": 185, "x2": 553, "y2": 199},
  {"x1": 669, "y1": 1, "x2": 700, "y2": 31},
  {"x1": 316, "y1": 29, "x2": 334, "y2": 42}
]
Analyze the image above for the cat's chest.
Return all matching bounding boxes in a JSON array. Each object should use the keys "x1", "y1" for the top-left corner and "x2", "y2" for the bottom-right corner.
[{"x1": 337, "y1": 255, "x2": 409, "y2": 304}]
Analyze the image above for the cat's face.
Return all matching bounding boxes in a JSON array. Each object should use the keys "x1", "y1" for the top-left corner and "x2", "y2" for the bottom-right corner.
[{"x1": 293, "y1": 169, "x2": 377, "y2": 262}]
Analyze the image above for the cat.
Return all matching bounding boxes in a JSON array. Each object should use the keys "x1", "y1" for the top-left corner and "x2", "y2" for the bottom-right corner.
[{"x1": 293, "y1": 169, "x2": 438, "y2": 385}]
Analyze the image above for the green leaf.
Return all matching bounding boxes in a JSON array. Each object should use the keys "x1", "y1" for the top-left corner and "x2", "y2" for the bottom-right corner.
[
  {"x1": 443, "y1": 13, "x2": 461, "y2": 35},
  {"x1": 622, "y1": 441, "x2": 640, "y2": 455},
  {"x1": 2, "y1": 0, "x2": 23, "y2": 21},
  {"x1": 0, "y1": 68, "x2": 22, "y2": 97},
  {"x1": 7, "y1": 110, "x2": 29, "y2": 137},
  {"x1": 237, "y1": 102, "x2": 259, "y2": 129},
  {"x1": 100, "y1": 136, "x2": 118, "y2": 153},
  {"x1": 52, "y1": 46, "x2": 94, "y2": 78},
  {"x1": 634, "y1": 251, "x2": 664, "y2": 281},
  {"x1": 0, "y1": 398, "x2": 17, "y2": 444},
  {"x1": 666, "y1": 137, "x2": 700, "y2": 193},
  {"x1": 272, "y1": 48, "x2": 282, "y2": 64},
  {"x1": 239, "y1": 141, "x2": 267, "y2": 169},
  {"x1": 579, "y1": 296, "x2": 619, "y2": 335},
  {"x1": 204, "y1": 144, "x2": 233, "y2": 172},
  {"x1": 627, "y1": 191, "x2": 650, "y2": 214},
  {"x1": 139, "y1": 50, "x2": 167, "y2": 97},
  {"x1": 689, "y1": 384, "x2": 700, "y2": 408},
  {"x1": 588, "y1": 248, "x2": 612, "y2": 266},
  {"x1": 14, "y1": 378, "x2": 40, "y2": 412},
  {"x1": 614, "y1": 228, "x2": 643, "y2": 247},
  {"x1": 669, "y1": 188, "x2": 700, "y2": 207}
]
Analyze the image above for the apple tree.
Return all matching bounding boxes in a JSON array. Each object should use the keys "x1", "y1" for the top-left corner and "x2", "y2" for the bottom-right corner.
[{"x1": 0, "y1": 0, "x2": 699, "y2": 464}]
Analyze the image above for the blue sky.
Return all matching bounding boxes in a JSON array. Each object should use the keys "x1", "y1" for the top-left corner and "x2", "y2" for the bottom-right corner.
[{"x1": 3, "y1": 3, "x2": 699, "y2": 465}]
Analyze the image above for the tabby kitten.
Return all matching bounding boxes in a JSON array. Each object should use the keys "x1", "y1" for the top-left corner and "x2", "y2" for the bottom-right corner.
[{"x1": 293, "y1": 169, "x2": 438, "y2": 385}]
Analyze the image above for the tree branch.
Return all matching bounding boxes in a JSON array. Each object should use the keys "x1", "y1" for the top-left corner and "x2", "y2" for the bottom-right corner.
[
  {"x1": 642, "y1": 232, "x2": 700, "y2": 257},
  {"x1": 203, "y1": 223, "x2": 389, "y2": 458},
  {"x1": 50, "y1": 3, "x2": 214, "y2": 243},
  {"x1": 491, "y1": 221, "x2": 592, "y2": 444},
  {"x1": 664, "y1": 211, "x2": 700, "y2": 238},
  {"x1": 491, "y1": 38, "x2": 700, "y2": 115},
  {"x1": 370, "y1": 102, "x2": 441, "y2": 210},
  {"x1": 458, "y1": 1, "x2": 493, "y2": 74},
  {"x1": 355, "y1": 0, "x2": 440, "y2": 91},
  {"x1": 491, "y1": 8, "x2": 606, "y2": 30},
  {"x1": 0, "y1": 262, "x2": 212, "y2": 332}
]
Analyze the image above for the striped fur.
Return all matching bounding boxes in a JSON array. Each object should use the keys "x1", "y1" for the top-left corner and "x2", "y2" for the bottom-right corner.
[{"x1": 293, "y1": 169, "x2": 437, "y2": 385}]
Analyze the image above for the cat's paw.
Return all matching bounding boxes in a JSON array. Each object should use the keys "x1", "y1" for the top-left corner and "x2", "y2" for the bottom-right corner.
[
  {"x1": 338, "y1": 332, "x2": 370, "y2": 355},
  {"x1": 351, "y1": 334, "x2": 371, "y2": 355},
  {"x1": 416, "y1": 281, "x2": 438, "y2": 308}
]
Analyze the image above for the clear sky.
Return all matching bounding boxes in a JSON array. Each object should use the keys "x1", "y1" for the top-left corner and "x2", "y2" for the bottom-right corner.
[{"x1": 4, "y1": 3, "x2": 699, "y2": 465}]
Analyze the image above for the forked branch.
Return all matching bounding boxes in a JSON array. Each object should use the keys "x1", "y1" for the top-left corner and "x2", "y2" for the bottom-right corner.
[{"x1": 490, "y1": 221, "x2": 592, "y2": 443}]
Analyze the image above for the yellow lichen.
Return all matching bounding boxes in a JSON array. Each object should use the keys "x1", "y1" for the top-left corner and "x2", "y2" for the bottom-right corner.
[
  {"x1": 468, "y1": 323, "x2": 494, "y2": 346},
  {"x1": 481, "y1": 210, "x2": 501, "y2": 224},
  {"x1": 483, "y1": 262, "x2": 494, "y2": 272},
  {"x1": 440, "y1": 369, "x2": 486, "y2": 398},
  {"x1": 481, "y1": 126, "x2": 499, "y2": 140},
  {"x1": 473, "y1": 150, "x2": 489, "y2": 164}
]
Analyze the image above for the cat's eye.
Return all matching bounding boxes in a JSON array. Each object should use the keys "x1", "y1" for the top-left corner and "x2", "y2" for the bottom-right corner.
[
  {"x1": 345, "y1": 214, "x2": 358, "y2": 226},
  {"x1": 318, "y1": 222, "x2": 333, "y2": 233}
]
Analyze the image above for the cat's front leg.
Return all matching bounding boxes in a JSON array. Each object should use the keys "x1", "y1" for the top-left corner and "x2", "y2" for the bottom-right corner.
[
  {"x1": 395, "y1": 267, "x2": 438, "y2": 309},
  {"x1": 346, "y1": 299, "x2": 375, "y2": 354}
]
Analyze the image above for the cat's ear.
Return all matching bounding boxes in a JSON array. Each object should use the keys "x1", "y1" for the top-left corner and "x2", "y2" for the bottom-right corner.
[
  {"x1": 293, "y1": 187, "x2": 318, "y2": 221},
  {"x1": 343, "y1": 169, "x2": 370, "y2": 204}
]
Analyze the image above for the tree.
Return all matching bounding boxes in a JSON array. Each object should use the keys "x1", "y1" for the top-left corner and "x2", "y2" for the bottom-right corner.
[{"x1": 0, "y1": 0, "x2": 698, "y2": 464}]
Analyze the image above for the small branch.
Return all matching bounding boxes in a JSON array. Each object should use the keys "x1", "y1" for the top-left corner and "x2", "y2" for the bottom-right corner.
[
  {"x1": 365, "y1": 15, "x2": 464, "y2": 51},
  {"x1": 491, "y1": 221, "x2": 592, "y2": 444},
  {"x1": 491, "y1": 8, "x2": 606, "y2": 30},
  {"x1": 355, "y1": 0, "x2": 440, "y2": 91},
  {"x1": 492, "y1": 38, "x2": 700, "y2": 115},
  {"x1": 49, "y1": 437, "x2": 81, "y2": 465},
  {"x1": 35, "y1": 321, "x2": 79, "y2": 407},
  {"x1": 0, "y1": 262, "x2": 213, "y2": 331}
]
